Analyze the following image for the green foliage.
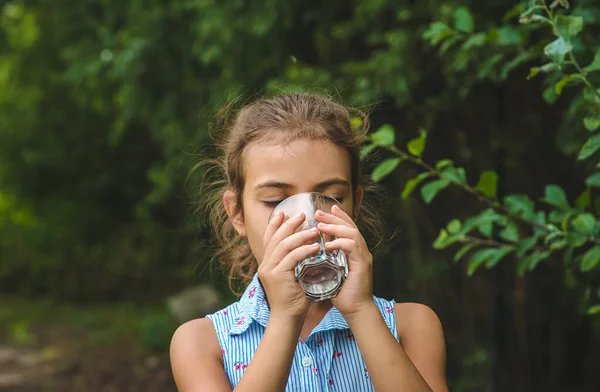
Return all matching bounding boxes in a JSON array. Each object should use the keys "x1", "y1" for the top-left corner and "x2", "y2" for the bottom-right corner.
[
  {"x1": 579, "y1": 134, "x2": 600, "y2": 159},
  {"x1": 370, "y1": 124, "x2": 396, "y2": 147},
  {"x1": 407, "y1": 129, "x2": 427, "y2": 158},
  {"x1": 363, "y1": 0, "x2": 600, "y2": 304},
  {"x1": 467, "y1": 247, "x2": 514, "y2": 276},
  {"x1": 372, "y1": 158, "x2": 403, "y2": 182},
  {"x1": 581, "y1": 246, "x2": 600, "y2": 271},
  {"x1": 544, "y1": 185, "x2": 569, "y2": 208},
  {"x1": 421, "y1": 179, "x2": 451, "y2": 204},
  {"x1": 476, "y1": 171, "x2": 499, "y2": 198},
  {"x1": 139, "y1": 310, "x2": 179, "y2": 351}
]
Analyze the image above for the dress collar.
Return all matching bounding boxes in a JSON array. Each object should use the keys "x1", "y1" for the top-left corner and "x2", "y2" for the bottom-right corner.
[{"x1": 228, "y1": 273, "x2": 350, "y2": 336}]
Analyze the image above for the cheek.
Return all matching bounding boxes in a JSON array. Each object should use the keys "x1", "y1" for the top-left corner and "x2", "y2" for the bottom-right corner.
[
  {"x1": 341, "y1": 199, "x2": 357, "y2": 220},
  {"x1": 242, "y1": 206, "x2": 272, "y2": 262}
]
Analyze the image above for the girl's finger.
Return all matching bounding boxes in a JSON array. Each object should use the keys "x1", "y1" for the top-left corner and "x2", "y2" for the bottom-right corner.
[
  {"x1": 263, "y1": 212, "x2": 307, "y2": 259},
  {"x1": 262, "y1": 211, "x2": 284, "y2": 248},
  {"x1": 317, "y1": 222, "x2": 361, "y2": 241},
  {"x1": 275, "y1": 242, "x2": 322, "y2": 272},
  {"x1": 268, "y1": 228, "x2": 320, "y2": 267},
  {"x1": 324, "y1": 238, "x2": 357, "y2": 255},
  {"x1": 331, "y1": 204, "x2": 356, "y2": 226},
  {"x1": 315, "y1": 206, "x2": 356, "y2": 228}
]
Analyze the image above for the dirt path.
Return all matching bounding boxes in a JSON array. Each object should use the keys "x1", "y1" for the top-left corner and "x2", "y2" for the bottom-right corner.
[{"x1": 0, "y1": 326, "x2": 176, "y2": 392}]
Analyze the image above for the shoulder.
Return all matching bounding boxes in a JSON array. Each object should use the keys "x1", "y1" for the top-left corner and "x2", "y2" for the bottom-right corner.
[
  {"x1": 170, "y1": 317, "x2": 222, "y2": 363},
  {"x1": 394, "y1": 303, "x2": 448, "y2": 391},
  {"x1": 170, "y1": 318, "x2": 232, "y2": 391},
  {"x1": 394, "y1": 302, "x2": 443, "y2": 342}
]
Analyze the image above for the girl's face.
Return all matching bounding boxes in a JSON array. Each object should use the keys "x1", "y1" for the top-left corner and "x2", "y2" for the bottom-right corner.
[{"x1": 224, "y1": 138, "x2": 362, "y2": 264}]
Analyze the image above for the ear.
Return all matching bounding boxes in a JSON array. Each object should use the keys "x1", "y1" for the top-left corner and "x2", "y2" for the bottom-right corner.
[
  {"x1": 353, "y1": 185, "x2": 364, "y2": 219},
  {"x1": 223, "y1": 190, "x2": 247, "y2": 237}
]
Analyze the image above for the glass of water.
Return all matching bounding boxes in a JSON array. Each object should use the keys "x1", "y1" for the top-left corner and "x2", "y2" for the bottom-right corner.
[{"x1": 268, "y1": 192, "x2": 348, "y2": 301}]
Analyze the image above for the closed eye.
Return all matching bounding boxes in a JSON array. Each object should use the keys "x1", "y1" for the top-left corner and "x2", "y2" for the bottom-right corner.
[{"x1": 262, "y1": 201, "x2": 282, "y2": 207}]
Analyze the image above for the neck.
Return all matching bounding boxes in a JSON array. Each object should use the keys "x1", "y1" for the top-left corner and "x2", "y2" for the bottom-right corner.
[{"x1": 300, "y1": 300, "x2": 333, "y2": 341}]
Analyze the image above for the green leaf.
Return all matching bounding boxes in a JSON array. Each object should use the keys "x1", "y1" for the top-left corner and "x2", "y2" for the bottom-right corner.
[
  {"x1": 447, "y1": 219, "x2": 461, "y2": 234},
  {"x1": 529, "y1": 14, "x2": 551, "y2": 24},
  {"x1": 407, "y1": 129, "x2": 427, "y2": 157},
  {"x1": 350, "y1": 117, "x2": 363, "y2": 131},
  {"x1": 575, "y1": 187, "x2": 591, "y2": 209},
  {"x1": 544, "y1": 185, "x2": 569, "y2": 208},
  {"x1": 544, "y1": 37, "x2": 572, "y2": 65},
  {"x1": 476, "y1": 170, "x2": 498, "y2": 198},
  {"x1": 360, "y1": 143, "x2": 377, "y2": 159},
  {"x1": 528, "y1": 62, "x2": 559, "y2": 80},
  {"x1": 549, "y1": 208, "x2": 573, "y2": 224},
  {"x1": 454, "y1": 7, "x2": 474, "y2": 33},
  {"x1": 371, "y1": 124, "x2": 396, "y2": 147},
  {"x1": 583, "y1": 51, "x2": 600, "y2": 73},
  {"x1": 534, "y1": 211, "x2": 547, "y2": 227},
  {"x1": 485, "y1": 247, "x2": 514, "y2": 268},
  {"x1": 439, "y1": 35, "x2": 462, "y2": 55},
  {"x1": 423, "y1": 22, "x2": 453, "y2": 45},
  {"x1": 586, "y1": 172, "x2": 600, "y2": 187},
  {"x1": 478, "y1": 53, "x2": 504, "y2": 80},
  {"x1": 462, "y1": 33, "x2": 486, "y2": 50},
  {"x1": 496, "y1": 26, "x2": 522, "y2": 46},
  {"x1": 421, "y1": 179, "x2": 451, "y2": 204},
  {"x1": 467, "y1": 247, "x2": 513, "y2": 276},
  {"x1": 581, "y1": 246, "x2": 600, "y2": 271},
  {"x1": 371, "y1": 158, "x2": 402, "y2": 183},
  {"x1": 553, "y1": 15, "x2": 583, "y2": 39},
  {"x1": 433, "y1": 229, "x2": 447, "y2": 248},
  {"x1": 433, "y1": 229, "x2": 460, "y2": 249},
  {"x1": 520, "y1": 5, "x2": 545, "y2": 19},
  {"x1": 461, "y1": 209, "x2": 505, "y2": 235},
  {"x1": 435, "y1": 159, "x2": 454, "y2": 170},
  {"x1": 583, "y1": 87, "x2": 600, "y2": 104},
  {"x1": 579, "y1": 134, "x2": 600, "y2": 160},
  {"x1": 588, "y1": 305, "x2": 600, "y2": 315},
  {"x1": 524, "y1": 251, "x2": 551, "y2": 272},
  {"x1": 572, "y1": 213, "x2": 597, "y2": 236},
  {"x1": 501, "y1": 52, "x2": 532, "y2": 80},
  {"x1": 555, "y1": 74, "x2": 582, "y2": 96},
  {"x1": 516, "y1": 236, "x2": 538, "y2": 257},
  {"x1": 499, "y1": 221, "x2": 519, "y2": 242},
  {"x1": 565, "y1": 232, "x2": 587, "y2": 247},
  {"x1": 441, "y1": 166, "x2": 467, "y2": 184},
  {"x1": 454, "y1": 243, "x2": 477, "y2": 263},
  {"x1": 550, "y1": 0, "x2": 569, "y2": 10},
  {"x1": 583, "y1": 110, "x2": 600, "y2": 131},
  {"x1": 401, "y1": 172, "x2": 431, "y2": 199},
  {"x1": 504, "y1": 194, "x2": 535, "y2": 219},
  {"x1": 479, "y1": 221, "x2": 494, "y2": 238}
]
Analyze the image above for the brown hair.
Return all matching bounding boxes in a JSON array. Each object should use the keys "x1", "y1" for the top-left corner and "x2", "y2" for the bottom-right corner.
[{"x1": 196, "y1": 93, "x2": 385, "y2": 294}]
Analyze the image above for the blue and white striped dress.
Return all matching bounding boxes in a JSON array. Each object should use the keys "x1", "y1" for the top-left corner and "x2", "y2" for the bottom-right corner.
[{"x1": 206, "y1": 274, "x2": 398, "y2": 391}]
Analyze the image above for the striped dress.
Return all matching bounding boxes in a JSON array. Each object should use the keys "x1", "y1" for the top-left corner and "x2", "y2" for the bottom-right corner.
[{"x1": 206, "y1": 274, "x2": 398, "y2": 391}]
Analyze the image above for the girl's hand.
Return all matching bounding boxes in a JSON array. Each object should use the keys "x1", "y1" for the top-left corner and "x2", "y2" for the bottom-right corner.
[
  {"x1": 258, "y1": 211, "x2": 320, "y2": 320},
  {"x1": 316, "y1": 205, "x2": 375, "y2": 317}
]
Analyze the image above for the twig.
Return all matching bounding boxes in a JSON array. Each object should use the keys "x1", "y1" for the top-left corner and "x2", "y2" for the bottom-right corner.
[{"x1": 389, "y1": 145, "x2": 550, "y2": 233}]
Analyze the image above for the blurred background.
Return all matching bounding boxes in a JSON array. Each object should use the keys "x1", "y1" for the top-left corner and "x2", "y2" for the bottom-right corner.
[{"x1": 1, "y1": 0, "x2": 600, "y2": 391}]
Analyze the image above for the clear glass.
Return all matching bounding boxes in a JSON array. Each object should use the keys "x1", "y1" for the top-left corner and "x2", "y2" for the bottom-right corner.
[{"x1": 268, "y1": 192, "x2": 348, "y2": 301}]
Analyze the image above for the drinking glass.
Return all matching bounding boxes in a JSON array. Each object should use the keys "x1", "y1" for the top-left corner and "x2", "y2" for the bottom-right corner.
[{"x1": 268, "y1": 192, "x2": 348, "y2": 301}]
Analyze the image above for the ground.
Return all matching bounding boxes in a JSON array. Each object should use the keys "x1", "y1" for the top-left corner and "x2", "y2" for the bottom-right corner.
[{"x1": 0, "y1": 297, "x2": 178, "y2": 392}]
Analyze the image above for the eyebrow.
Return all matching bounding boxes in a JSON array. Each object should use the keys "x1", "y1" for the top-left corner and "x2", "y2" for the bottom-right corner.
[{"x1": 254, "y1": 178, "x2": 350, "y2": 191}]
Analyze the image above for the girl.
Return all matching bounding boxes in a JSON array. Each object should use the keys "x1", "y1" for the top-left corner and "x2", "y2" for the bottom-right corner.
[{"x1": 170, "y1": 93, "x2": 448, "y2": 392}]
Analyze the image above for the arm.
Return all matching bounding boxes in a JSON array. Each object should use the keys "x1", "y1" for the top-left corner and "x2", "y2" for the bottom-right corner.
[
  {"x1": 344, "y1": 302, "x2": 448, "y2": 392},
  {"x1": 170, "y1": 316, "x2": 304, "y2": 392},
  {"x1": 234, "y1": 315, "x2": 303, "y2": 392},
  {"x1": 170, "y1": 318, "x2": 232, "y2": 392}
]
